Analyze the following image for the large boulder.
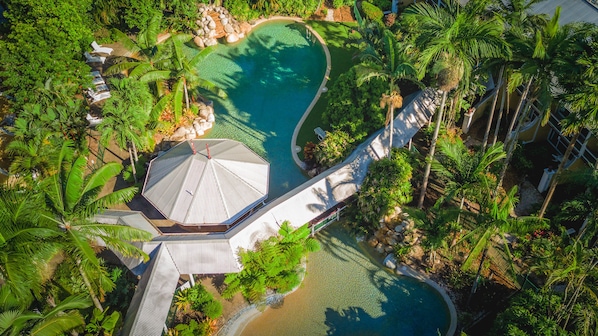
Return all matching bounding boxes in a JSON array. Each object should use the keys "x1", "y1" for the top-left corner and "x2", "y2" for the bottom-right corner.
[
  {"x1": 193, "y1": 36, "x2": 205, "y2": 48},
  {"x1": 384, "y1": 254, "x2": 397, "y2": 269},
  {"x1": 226, "y1": 33, "x2": 239, "y2": 43},
  {"x1": 171, "y1": 126, "x2": 188, "y2": 141}
]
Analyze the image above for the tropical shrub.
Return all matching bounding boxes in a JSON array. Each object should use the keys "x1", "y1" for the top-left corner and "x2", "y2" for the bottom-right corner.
[
  {"x1": 85, "y1": 308, "x2": 121, "y2": 336},
  {"x1": 314, "y1": 130, "x2": 354, "y2": 169},
  {"x1": 361, "y1": 2, "x2": 384, "y2": 24},
  {"x1": 122, "y1": 0, "x2": 161, "y2": 30},
  {"x1": 492, "y1": 290, "x2": 567, "y2": 335},
  {"x1": 0, "y1": 0, "x2": 94, "y2": 106},
  {"x1": 170, "y1": 320, "x2": 210, "y2": 336},
  {"x1": 356, "y1": 148, "x2": 414, "y2": 233},
  {"x1": 323, "y1": 66, "x2": 387, "y2": 142},
  {"x1": 224, "y1": 0, "x2": 259, "y2": 21},
  {"x1": 223, "y1": 222, "x2": 320, "y2": 302},
  {"x1": 364, "y1": 0, "x2": 392, "y2": 11},
  {"x1": 174, "y1": 284, "x2": 222, "y2": 319}
]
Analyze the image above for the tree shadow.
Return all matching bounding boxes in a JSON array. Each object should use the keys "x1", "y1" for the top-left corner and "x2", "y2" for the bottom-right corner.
[{"x1": 194, "y1": 21, "x2": 327, "y2": 199}]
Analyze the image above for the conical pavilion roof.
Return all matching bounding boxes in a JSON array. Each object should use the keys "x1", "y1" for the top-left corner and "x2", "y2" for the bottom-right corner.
[{"x1": 142, "y1": 139, "x2": 269, "y2": 225}]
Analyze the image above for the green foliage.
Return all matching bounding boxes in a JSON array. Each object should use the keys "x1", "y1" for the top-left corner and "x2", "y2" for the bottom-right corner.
[
  {"x1": 492, "y1": 290, "x2": 568, "y2": 335},
  {"x1": 313, "y1": 130, "x2": 354, "y2": 168},
  {"x1": 175, "y1": 284, "x2": 222, "y2": 319},
  {"x1": 364, "y1": 0, "x2": 392, "y2": 11},
  {"x1": 511, "y1": 142, "x2": 534, "y2": 174},
  {"x1": 323, "y1": 66, "x2": 387, "y2": 142},
  {"x1": 172, "y1": 319, "x2": 210, "y2": 336},
  {"x1": 393, "y1": 244, "x2": 411, "y2": 262},
  {"x1": 0, "y1": 0, "x2": 94, "y2": 106},
  {"x1": 332, "y1": 0, "x2": 351, "y2": 9},
  {"x1": 224, "y1": 0, "x2": 259, "y2": 21},
  {"x1": 360, "y1": 2, "x2": 384, "y2": 24},
  {"x1": 103, "y1": 267, "x2": 137, "y2": 313},
  {"x1": 223, "y1": 222, "x2": 320, "y2": 302},
  {"x1": 356, "y1": 149, "x2": 414, "y2": 232},
  {"x1": 122, "y1": 0, "x2": 161, "y2": 30},
  {"x1": 122, "y1": 156, "x2": 148, "y2": 184},
  {"x1": 164, "y1": 0, "x2": 198, "y2": 32},
  {"x1": 85, "y1": 308, "x2": 121, "y2": 336}
]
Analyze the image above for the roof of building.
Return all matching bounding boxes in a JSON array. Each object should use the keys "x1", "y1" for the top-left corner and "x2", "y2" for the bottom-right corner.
[
  {"x1": 142, "y1": 139, "x2": 269, "y2": 225},
  {"x1": 530, "y1": 0, "x2": 598, "y2": 25}
]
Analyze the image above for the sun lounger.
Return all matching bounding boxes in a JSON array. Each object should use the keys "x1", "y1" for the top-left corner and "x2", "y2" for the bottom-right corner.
[
  {"x1": 92, "y1": 76, "x2": 105, "y2": 85},
  {"x1": 91, "y1": 41, "x2": 113, "y2": 55},
  {"x1": 94, "y1": 83, "x2": 110, "y2": 93},
  {"x1": 84, "y1": 51, "x2": 106, "y2": 64},
  {"x1": 88, "y1": 91, "x2": 111, "y2": 103},
  {"x1": 314, "y1": 127, "x2": 326, "y2": 141},
  {"x1": 86, "y1": 113, "x2": 103, "y2": 126}
]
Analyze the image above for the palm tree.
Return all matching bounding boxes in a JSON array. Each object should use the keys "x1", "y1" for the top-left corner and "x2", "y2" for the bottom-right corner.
[
  {"x1": 355, "y1": 27, "x2": 420, "y2": 160},
  {"x1": 98, "y1": 77, "x2": 154, "y2": 183},
  {"x1": 459, "y1": 186, "x2": 548, "y2": 303},
  {"x1": 7, "y1": 130, "x2": 59, "y2": 183},
  {"x1": 223, "y1": 222, "x2": 319, "y2": 301},
  {"x1": 495, "y1": 7, "x2": 591, "y2": 191},
  {"x1": 537, "y1": 39, "x2": 598, "y2": 218},
  {"x1": 139, "y1": 34, "x2": 226, "y2": 123},
  {"x1": 0, "y1": 294, "x2": 91, "y2": 336},
  {"x1": 0, "y1": 188, "x2": 62, "y2": 304},
  {"x1": 104, "y1": 13, "x2": 171, "y2": 95},
  {"x1": 402, "y1": 0, "x2": 510, "y2": 208},
  {"x1": 432, "y1": 137, "x2": 506, "y2": 222},
  {"x1": 480, "y1": 0, "x2": 548, "y2": 151},
  {"x1": 41, "y1": 142, "x2": 152, "y2": 311}
]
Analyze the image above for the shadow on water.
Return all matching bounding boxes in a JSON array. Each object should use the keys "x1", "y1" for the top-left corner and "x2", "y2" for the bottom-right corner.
[
  {"x1": 194, "y1": 20, "x2": 326, "y2": 199},
  {"x1": 242, "y1": 222, "x2": 450, "y2": 336}
]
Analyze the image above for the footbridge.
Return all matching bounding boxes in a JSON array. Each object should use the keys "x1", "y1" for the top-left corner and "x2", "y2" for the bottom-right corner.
[{"x1": 97, "y1": 88, "x2": 439, "y2": 336}]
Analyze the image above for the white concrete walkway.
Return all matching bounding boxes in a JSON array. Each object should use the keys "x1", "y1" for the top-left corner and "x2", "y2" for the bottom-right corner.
[{"x1": 100, "y1": 88, "x2": 440, "y2": 336}]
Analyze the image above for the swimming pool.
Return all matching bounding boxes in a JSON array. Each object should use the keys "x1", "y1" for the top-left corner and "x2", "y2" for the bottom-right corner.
[
  {"x1": 240, "y1": 223, "x2": 452, "y2": 335},
  {"x1": 196, "y1": 20, "x2": 326, "y2": 200}
]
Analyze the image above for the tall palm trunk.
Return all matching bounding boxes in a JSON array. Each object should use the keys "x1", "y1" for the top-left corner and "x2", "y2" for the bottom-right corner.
[
  {"x1": 388, "y1": 103, "x2": 394, "y2": 160},
  {"x1": 183, "y1": 78, "x2": 190, "y2": 111},
  {"x1": 131, "y1": 141, "x2": 139, "y2": 162},
  {"x1": 538, "y1": 131, "x2": 580, "y2": 218},
  {"x1": 76, "y1": 259, "x2": 104, "y2": 311},
  {"x1": 482, "y1": 66, "x2": 504, "y2": 151},
  {"x1": 418, "y1": 90, "x2": 448, "y2": 208},
  {"x1": 496, "y1": 77, "x2": 534, "y2": 192},
  {"x1": 492, "y1": 81, "x2": 508, "y2": 146},
  {"x1": 128, "y1": 146, "x2": 137, "y2": 184}
]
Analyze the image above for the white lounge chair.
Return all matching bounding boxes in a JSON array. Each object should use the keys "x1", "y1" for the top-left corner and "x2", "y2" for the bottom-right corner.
[
  {"x1": 89, "y1": 91, "x2": 111, "y2": 103},
  {"x1": 92, "y1": 76, "x2": 105, "y2": 85},
  {"x1": 314, "y1": 127, "x2": 326, "y2": 141},
  {"x1": 86, "y1": 113, "x2": 103, "y2": 126},
  {"x1": 91, "y1": 41, "x2": 113, "y2": 55},
  {"x1": 84, "y1": 51, "x2": 106, "y2": 64},
  {"x1": 94, "y1": 83, "x2": 110, "y2": 93}
]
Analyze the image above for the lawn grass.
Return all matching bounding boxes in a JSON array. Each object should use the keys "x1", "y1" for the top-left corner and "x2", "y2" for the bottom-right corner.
[{"x1": 297, "y1": 21, "x2": 359, "y2": 159}]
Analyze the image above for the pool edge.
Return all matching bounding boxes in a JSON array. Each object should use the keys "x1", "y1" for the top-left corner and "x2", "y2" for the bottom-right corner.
[{"x1": 395, "y1": 264, "x2": 458, "y2": 336}]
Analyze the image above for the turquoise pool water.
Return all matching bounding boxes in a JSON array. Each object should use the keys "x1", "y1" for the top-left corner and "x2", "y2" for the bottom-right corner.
[
  {"x1": 241, "y1": 223, "x2": 451, "y2": 335},
  {"x1": 196, "y1": 20, "x2": 326, "y2": 199}
]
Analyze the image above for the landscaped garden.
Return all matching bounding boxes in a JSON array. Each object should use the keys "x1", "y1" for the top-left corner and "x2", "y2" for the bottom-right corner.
[{"x1": 1, "y1": 0, "x2": 598, "y2": 335}]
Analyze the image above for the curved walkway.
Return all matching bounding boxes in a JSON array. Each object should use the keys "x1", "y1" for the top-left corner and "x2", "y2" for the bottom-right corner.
[{"x1": 99, "y1": 88, "x2": 441, "y2": 336}]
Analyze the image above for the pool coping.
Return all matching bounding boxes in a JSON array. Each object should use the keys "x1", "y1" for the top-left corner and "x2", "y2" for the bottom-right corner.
[{"x1": 395, "y1": 264, "x2": 458, "y2": 336}]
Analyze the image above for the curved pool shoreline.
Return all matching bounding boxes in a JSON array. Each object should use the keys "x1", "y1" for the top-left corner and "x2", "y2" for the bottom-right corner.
[
  {"x1": 220, "y1": 263, "x2": 458, "y2": 336},
  {"x1": 245, "y1": 16, "x2": 332, "y2": 171},
  {"x1": 219, "y1": 223, "x2": 457, "y2": 336}
]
